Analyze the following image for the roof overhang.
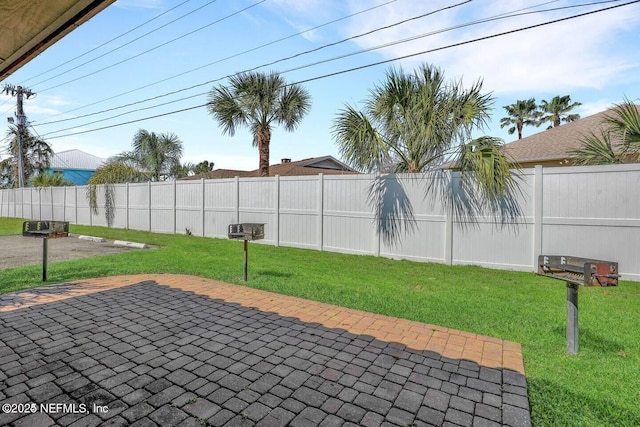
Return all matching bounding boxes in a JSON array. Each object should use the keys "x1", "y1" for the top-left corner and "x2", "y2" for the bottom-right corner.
[{"x1": 0, "y1": 0, "x2": 116, "y2": 82}]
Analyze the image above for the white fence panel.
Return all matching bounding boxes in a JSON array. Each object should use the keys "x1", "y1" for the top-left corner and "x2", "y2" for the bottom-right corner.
[
  {"x1": 51, "y1": 187, "x2": 66, "y2": 220},
  {"x1": 451, "y1": 170, "x2": 535, "y2": 271},
  {"x1": 107, "y1": 184, "x2": 128, "y2": 229},
  {"x1": 150, "y1": 181, "x2": 175, "y2": 234},
  {"x1": 89, "y1": 186, "x2": 108, "y2": 227},
  {"x1": 204, "y1": 179, "x2": 237, "y2": 238},
  {"x1": 541, "y1": 164, "x2": 640, "y2": 280},
  {"x1": 378, "y1": 174, "x2": 447, "y2": 262},
  {"x1": 176, "y1": 180, "x2": 205, "y2": 237},
  {"x1": 65, "y1": 187, "x2": 78, "y2": 224},
  {"x1": 323, "y1": 175, "x2": 375, "y2": 255},
  {"x1": 279, "y1": 176, "x2": 319, "y2": 249},
  {"x1": 42, "y1": 187, "x2": 55, "y2": 220},
  {"x1": 128, "y1": 183, "x2": 150, "y2": 231},
  {"x1": 75, "y1": 185, "x2": 92, "y2": 225},
  {"x1": 239, "y1": 178, "x2": 276, "y2": 244}
]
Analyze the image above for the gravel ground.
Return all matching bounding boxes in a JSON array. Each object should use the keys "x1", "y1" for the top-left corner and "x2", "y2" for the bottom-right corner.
[{"x1": 0, "y1": 234, "x2": 148, "y2": 269}]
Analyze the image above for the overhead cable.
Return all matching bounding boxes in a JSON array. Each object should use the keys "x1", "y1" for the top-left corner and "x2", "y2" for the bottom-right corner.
[
  {"x1": 38, "y1": 0, "x2": 622, "y2": 133},
  {"x1": 37, "y1": 0, "x2": 266, "y2": 93},
  {"x1": 42, "y1": 0, "x2": 640, "y2": 139},
  {"x1": 21, "y1": 0, "x2": 195, "y2": 85}
]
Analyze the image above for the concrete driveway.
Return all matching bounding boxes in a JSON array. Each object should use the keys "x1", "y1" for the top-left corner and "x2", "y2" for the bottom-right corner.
[{"x1": 0, "y1": 274, "x2": 531, "y2": 426}]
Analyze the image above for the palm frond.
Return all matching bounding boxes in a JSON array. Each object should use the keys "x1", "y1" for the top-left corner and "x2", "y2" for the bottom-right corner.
[
  {"x1": 455, "y1": 136, "x2": 518, "y2": 202},
  {"x1": 605, "y1": 98, "x2": 640, "y2": 154},
  {"x1": 332, "y1": 105, "x2": 389, "y2": 172},
  {"x1": 86, "y1": 161, "x2": 149, "y2": 227},
  {"x1": 570, "y1": 131, "x2": 620, "y2": 166}
]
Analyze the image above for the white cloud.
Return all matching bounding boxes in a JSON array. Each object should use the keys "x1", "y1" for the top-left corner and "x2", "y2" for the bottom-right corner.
[
  {"x1": 23, "y1": 98, "x2": 65, "y2": 117},
  {"x1": 261, "y1": 0, "x2": 346, "y2": 42},
  {"x1": 579, "y1": 99, "x2": 616, "y2": 117},
  {"x1": 343, "y1": 0, "x2": 640, "y2": 95}
]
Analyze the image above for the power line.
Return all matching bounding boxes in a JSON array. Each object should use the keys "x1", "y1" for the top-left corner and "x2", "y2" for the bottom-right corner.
[
  {"x1": 21, "y1": 0, "x2": 195, "y2": 85},
  {"x1": 40, "y1": 0, "x2": 464, "y2": 134},
  {"x1": 35, "y1": 0, "x2": 477, "y2": 128},
  {"x1": 45, "y1": 105, "x2": 206, "y2": 139},
  {"x1": 38, "y1": 0, "x2": 266, "y2": 93},
  {"x1": 37, "y1": 0, "x2": 619, "y2": 132},
  {"x1": 40, "y1": 0, "x2": 399, "y2": 120},
  {"x1": 42, "y1": 0, "x2": 639, "y2": 140},
  {"x1": 293, "y1": 0, "x2": 640, "y2": 85}
]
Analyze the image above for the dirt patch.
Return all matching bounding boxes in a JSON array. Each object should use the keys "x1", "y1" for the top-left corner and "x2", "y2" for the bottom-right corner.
[{"x1": 0, "y1": 234, "x2": 151, "y2": 269}]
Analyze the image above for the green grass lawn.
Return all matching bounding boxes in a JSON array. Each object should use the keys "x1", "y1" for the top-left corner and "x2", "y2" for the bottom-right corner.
[{"x1": 1, "y1": 217, "x2": 638, "y2": 426}]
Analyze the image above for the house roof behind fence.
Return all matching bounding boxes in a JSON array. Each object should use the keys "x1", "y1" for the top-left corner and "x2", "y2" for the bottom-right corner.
[
  {"x1": 502, "y1": 106, "x2": 640, "y2": 165},
  {"x1": 181, "y1": 156, "x2": 358, "y2": 179},
  {"x1": 50, "y1": 149, "x2": 106, "y2": 171}
]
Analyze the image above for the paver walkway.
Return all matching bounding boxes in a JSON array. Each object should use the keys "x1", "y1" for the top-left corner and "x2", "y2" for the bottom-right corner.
[{"x1": 0, "y1": 274, "x2": 531, "y2": 426}]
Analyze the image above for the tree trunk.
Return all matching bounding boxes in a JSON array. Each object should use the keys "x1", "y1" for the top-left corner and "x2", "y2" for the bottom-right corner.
[
  {"x1": 257, "y1": 125, "x2": 271, "y2": 177},
  {"x1": 517, "y1": 121, "x2": 523, "y2": 140}
]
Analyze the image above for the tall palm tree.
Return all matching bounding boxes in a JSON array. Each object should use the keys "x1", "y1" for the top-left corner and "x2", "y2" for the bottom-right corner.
[
  {"x1": 207, "y1": 71, "x2": 311, "y2": 177},
  {"x1": 0, "y1": 125, "x2": 52, "y2": 187},
  {"x1": 500, "y1": 98, "x2": 540, "y2": 139},
  {"x1": 333, "y1": 64, "x2": 516, "y2": 201},
  {"x1": 539, "y1": 95, "x2": 581, "y2": 129},
  {"x1": 117, "y1": 129, "x2": 183, "y2": 181}
]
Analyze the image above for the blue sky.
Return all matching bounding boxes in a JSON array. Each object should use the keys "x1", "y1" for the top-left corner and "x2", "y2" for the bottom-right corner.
[{"x1": 1, "y1": 0, "x2": 639, "y2": 171}]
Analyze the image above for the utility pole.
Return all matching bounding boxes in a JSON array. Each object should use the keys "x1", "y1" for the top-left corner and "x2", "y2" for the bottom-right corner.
[{"x1": 3, "y1": 84, "x2": 35, "y2": 188}]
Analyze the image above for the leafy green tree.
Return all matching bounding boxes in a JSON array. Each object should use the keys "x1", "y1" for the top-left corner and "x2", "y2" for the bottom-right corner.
[
  {"x1": 117, "y1": 129, "x2": 183, "y2": 181},
  {"x1": 30, "y1": 172, "x2": 74, "y2": 187},
  {"x1": 500, "y1": 98, "x2": 540, "y2": 139},
  {"x1": 539, "y1": 95, "x2": 581, "y2": 129},
  {"x1": 0, "y1": 125, "x2": 52, "y2": 187},
  {"x1": 571, "y1": 98, "x2": 640, "y2": 165},
  {"x1": 332, "y1": 64, "x2": 516, "y2": 201},
  {"x1": 207, "y1": 71, "x2": 311, "y2": 176}
]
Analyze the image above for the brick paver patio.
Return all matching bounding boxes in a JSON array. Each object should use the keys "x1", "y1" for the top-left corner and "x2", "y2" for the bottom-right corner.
[{"x1": 0, "y1": 274, "x2": 531, "y2": 426}]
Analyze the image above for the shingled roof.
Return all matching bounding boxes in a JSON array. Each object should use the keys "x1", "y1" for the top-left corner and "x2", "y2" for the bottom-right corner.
[
  {"x1": 502, "y1": 106, "x2": 640, "y2": 167},
  {"x1": 181, "y1": 156, "x2": 358, "y2": 180}
]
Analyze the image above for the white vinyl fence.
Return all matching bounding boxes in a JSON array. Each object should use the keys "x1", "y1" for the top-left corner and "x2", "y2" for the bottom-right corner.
[{"x1": 1, "y1": 164, "x2": 638, "y2": 281}]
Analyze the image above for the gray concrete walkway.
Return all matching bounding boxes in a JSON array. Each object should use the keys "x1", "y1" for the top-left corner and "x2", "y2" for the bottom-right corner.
[{"x1": 0, "y1": 275, "x2": 531, "y2": 426}]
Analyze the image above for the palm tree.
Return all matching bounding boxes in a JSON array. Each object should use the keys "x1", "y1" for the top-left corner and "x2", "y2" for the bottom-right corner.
[
  {"x1": 117, "y1": 129, "x2": 183, "y2": 181},
  {"x1": 207, "y1": 71, "x2": 311, "y2": 177},
  {"x1": 332, "y1": 64, "x2": 516, "y2": 201},
  {"x1": 0, "y1": 125, "x2": 52, "y2": 187},
  {"x1": 571, "y1": 98, "x2": 640, "y2": 165},
  {"x1": 539, "y1": 95, "x2": 581, "y2": 129},
  {"x1": 500, "y1": 98, "x2": 540, "y2": 139},
  {"x1": 87, "y1": 128, "x2": 184, "y2": 226}
]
